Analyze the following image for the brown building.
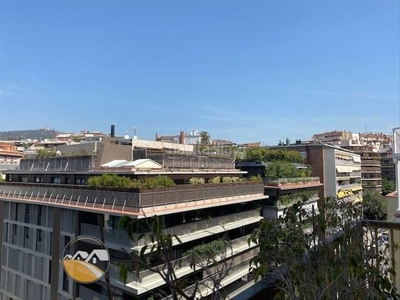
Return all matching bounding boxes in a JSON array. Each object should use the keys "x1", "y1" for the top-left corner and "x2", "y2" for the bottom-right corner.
[
  {"x1": 312, "y1": 130, "x2": 353, "y2": 143},
  {"x1": 341, "y1": 145, "x2": 382, "y2": 194},
  {"x1": 380, "y1": 147, "x2": 395, "y2": 183}
]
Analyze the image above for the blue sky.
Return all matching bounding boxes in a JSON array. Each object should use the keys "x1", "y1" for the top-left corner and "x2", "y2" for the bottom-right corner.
[{"x1": 0, "y1": 1, "x2": 399, "y2": 144}]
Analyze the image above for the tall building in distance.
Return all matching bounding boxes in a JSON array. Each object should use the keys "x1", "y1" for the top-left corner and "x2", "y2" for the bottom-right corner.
[
  {"x1": 311, "y1": 130, "x2": 393, "y2": 193},
  {"x1": 0, "y1": 142, "x2": 23, "y2": 178}
]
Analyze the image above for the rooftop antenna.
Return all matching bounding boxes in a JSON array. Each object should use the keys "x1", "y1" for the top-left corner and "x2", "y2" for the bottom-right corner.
[{"x1": 131, "y1": 126, "x2": 137, "y2": 161}]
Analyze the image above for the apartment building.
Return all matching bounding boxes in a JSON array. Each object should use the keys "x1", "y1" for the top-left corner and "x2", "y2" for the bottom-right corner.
[
  {"x1": 339, "y1": 143, "x2": 382, "y2": 194},
  {"x1": 0, "y1": 142, "x2": 23, "y2": 177},
  {"x1": 0, "y1": 152, "x2": 265, "y2": 300},
  {"x1": 380, "y1": 147, "x2": 395, "y2": 182},
  {"x1": 262, "y1": 177, "x2": 322, "y2": 219},
  {"x1": 270, "y1": 143, "x2": 363, "y2": 203}
]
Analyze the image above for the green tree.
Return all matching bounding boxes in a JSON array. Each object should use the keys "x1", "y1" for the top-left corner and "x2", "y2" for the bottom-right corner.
[
  {"x1": 240, "y1": 147, "x2": 304, "y2": 163},
  {"x1": 264, "y1": 161, "x2": 300, "y2": 179},
  {"x1": 249, "y1": 197, "x2": 398, "y2": 299},
  {"x1": 382, "y1": 178, "x2": 396, "y2": 196},
  {"x1": 36, "y1": 148, "x2": 56, "y2": 158},
  {"x1": 118, "y1": 214, "x2": 233, "y2": 300},
  {"x1": 200, "y1": 131, "x2": 210, "y2": 146},
  {"x1": 362, "y1": 191, "x2": 387, "y2": 220}
]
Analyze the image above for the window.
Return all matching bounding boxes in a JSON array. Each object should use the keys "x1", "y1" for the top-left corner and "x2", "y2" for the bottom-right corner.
[
  {"x1": 51, "y1": 177, "x2": 61, "y2": 184},
  {"x1": 15, "y1": 203, "x2": 19, "y2": 221},
  {"x1": 37, "y1": 205, "x2": 43, "y2": 225},
  {"x1": 12, "y1": 224, "x2": 17, "y2": 244},
  {"x1": 36, "y1": 229, "x2": 43, "y2": 252},
  {"x1": 62, "y1": 271, "x2": 69, "y2": 292},
  {"x1": 25, "y1": 204, "x2": 30, "y2": 223},
  {"x1": 24, "y1": 227, "x2": 29, "y2": 247}
]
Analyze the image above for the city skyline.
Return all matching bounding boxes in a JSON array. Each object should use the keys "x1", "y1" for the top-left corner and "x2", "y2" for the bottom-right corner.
[{"x1": 1, "y1": 1, "x2": 399, "y2": 144}]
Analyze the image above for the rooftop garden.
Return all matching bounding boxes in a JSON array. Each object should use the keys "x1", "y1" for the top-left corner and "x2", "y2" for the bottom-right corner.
[
  {"x1": 87, "y1": 174, "x2": 262, "y2": 189},
  {"x1": 237, "y1": 147, "x2": 304, "y2": 163}
]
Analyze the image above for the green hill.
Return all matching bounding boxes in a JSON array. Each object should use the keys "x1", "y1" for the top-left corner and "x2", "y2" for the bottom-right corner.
[{"x1": 0, "y1": 129, "x2": 59, "y2": 141}]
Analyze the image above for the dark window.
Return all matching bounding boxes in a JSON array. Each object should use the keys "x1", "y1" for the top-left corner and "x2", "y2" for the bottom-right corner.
[
  {"x1": 37, "y1": 206, "x2": 43, "y2": 225},
  {"x1": 15, "y1": 203, "x2": 19, "y2": 221},
  {"x1": 62, "y1": 271, "x2": 68, "y2": 292},
  {"x1": 25, "y1": 205, "x2": 30, "y2": 223}
]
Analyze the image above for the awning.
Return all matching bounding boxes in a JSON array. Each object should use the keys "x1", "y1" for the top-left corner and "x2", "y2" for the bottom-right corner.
[
  {"x1": 336, "y1": 166, "x2": 349, "y2": 173},
  {"x1": 353, "y1": 156, "x2": 361, "y2": 163},
  {"x1": 351, "y1": 186, "x2": 363, "y2": 192},
  {"x1": 337, "y1": 189, "x2": 354, "y2": 199},
  {"x1": 353, "y1": 196, "x2": 362, "y2": 204}
]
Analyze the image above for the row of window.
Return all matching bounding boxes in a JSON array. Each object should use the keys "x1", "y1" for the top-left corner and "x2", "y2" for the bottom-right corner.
[
  {"x1": 3, "y1": 223, "x2": 52, "y2": 255},
  {"x1": 0, "y1": 268, "x2": 50, "y2": 299}
]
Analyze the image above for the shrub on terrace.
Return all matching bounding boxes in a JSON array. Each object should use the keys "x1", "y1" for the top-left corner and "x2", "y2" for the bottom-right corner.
[
  {"x1": 189, "y1": 177, "x2": 206, "y2": 184},
  {"x1": 87, "y1": 174, "x2": 175, "y2": 189}
]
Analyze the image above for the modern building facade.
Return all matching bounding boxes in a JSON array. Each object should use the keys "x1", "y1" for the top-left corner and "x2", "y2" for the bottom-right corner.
[
  {"x1": 270, "y1": 143, "x2": 363, "y2": 203},
  {"x1": 339, "y1": 143, "x2": 383, "y2": 194},
  {"x1": 0, "y1": 153, "x2": 265, "y2": 300},
  {"x1": 380, "y1": 147, "x2": 395, "y2": 183}
]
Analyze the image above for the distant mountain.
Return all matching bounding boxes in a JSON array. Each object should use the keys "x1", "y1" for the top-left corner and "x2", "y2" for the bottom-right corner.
[{"x1": 0, "y1": 129, "x2": 59, "y2": 141}]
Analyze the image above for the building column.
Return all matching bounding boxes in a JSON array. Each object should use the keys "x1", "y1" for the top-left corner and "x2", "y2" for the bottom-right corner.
[
  {"x1": 50, "y1": 207, "x2": 61, "y2": 300},
  {"x1": 0, "y1": 201, "x2": 4, "y2": 285},
  {"x1": 390, "y1": 159, "x2": 400, "y2": 291}
]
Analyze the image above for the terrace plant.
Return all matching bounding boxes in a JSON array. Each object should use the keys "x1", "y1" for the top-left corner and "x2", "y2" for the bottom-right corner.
[
  {"x1": 189, "y1": 177, "x2": 206, "y2": 184},
  {"x1": 87, "y1": 174, "x2": 175, "y2": 189},
  {"x1": 208, "y1": 177, "x2": 221, "y2": 184}
]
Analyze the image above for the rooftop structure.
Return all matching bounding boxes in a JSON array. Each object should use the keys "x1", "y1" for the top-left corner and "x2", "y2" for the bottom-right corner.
[{"x1": 0, "y1": 150, "x2": 266, "y2": 299}]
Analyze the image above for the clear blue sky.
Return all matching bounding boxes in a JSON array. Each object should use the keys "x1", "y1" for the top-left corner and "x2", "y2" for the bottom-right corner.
[{"x1": 1, "y1": 1, "x2": 399, "y2": 144}]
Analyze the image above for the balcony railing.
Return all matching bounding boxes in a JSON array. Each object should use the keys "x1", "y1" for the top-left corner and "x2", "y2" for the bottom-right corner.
[
  {"x1": 336, "y1": 183, "x2": 362, "y2": 190},
  {"x1": 81, "y1": 210, "x2": 260, "y2": 248},
  {"x1": 264, "y1": 177, "x2": 320, "y2": 187},
  {"x1": 0, "y1": 182, "x2": 264, "y2": 213}
]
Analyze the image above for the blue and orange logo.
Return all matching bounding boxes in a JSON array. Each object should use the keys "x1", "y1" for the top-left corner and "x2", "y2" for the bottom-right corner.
[{"x1": 62, "y1": 236, "x2": 110, "y2": 284}]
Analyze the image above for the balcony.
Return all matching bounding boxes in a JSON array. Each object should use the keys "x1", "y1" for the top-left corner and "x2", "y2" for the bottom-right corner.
[
  {"x1": 120, "y1": 234, "x2": 256, "y2": 284},
  {"x1": 0, "y1": 181, "x2": 264, "y2": 214},
  {"x1": 264, "y1": 177, "x2": 321, "y2": 189},
  {"x1": 81, "y1": 210, "x2": 261, "y2": 248}
]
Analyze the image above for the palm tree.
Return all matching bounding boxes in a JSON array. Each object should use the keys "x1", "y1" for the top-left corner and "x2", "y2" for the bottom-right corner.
[{"x1": 200, "y1": 131, "x2": 210, "y2": 146}]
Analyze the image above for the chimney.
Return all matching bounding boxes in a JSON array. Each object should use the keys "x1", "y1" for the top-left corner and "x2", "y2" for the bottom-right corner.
[
  {"x1": 179, "y1": 131, "x2": 185, "y2": 144},
  {"x1": 110, "y1": 125, "x2": 115, "y2": 138}
]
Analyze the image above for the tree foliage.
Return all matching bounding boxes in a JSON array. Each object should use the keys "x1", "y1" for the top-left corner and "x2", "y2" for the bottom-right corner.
[
  {"x1": 264, "y1": 161, "x2": 300, "y2": 179},
  {"x1": 36, "y1": 148, "x2": 56, "y2": 158},
  {"x1": 240, "y1": 147, "x2": 304, "y2": 163},
  {"x1": 362, "y1": 191, "x2": 388, "y2": 220},
  {"x1": 118, "y1": 214, "x2": 233, "y2": 300},
  {"x1": 249, "y1": 197, "x2": 398, "y2": 299},
  {"x1": 382, "y1": 178, "x2": 396, "y2": 196},
  {"x1": 200, "y1": 131, "x2": 210, "y2": 146}
]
